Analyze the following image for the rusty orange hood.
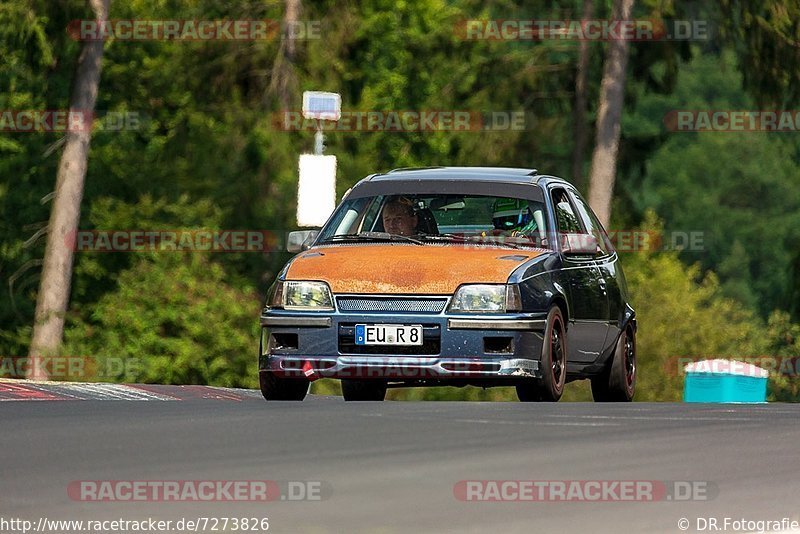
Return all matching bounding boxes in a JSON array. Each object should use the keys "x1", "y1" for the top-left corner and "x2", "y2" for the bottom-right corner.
[{"x1": 285, "y1": 244, "x2": 546, "y2": 294}]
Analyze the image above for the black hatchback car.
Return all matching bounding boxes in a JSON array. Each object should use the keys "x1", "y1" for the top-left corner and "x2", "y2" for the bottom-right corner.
[{"x1": 260, "y1": 167, "x2": 636, "y2": 402}]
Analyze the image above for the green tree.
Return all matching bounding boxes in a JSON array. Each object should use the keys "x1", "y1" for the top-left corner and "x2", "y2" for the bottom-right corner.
[
  {"x1": 719, "y1": 0, "x2": 800, "y2": 107},
  {"x1": 29, "y1": 0, "x2": 111, "y2": 371},
  {"x1": 626, "y1": 51, "x2": 800, "y2": 317},
  {"x1": 63, "y1": 253, "x2": 260, "y2": 387}
]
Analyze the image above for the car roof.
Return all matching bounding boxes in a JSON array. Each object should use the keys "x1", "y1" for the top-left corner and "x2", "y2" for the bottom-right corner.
[
  {"x1": 368, "y1": 166, "x2": 542, "y2": 184},
  {"x1": 345, "y1": 167, "x2": 576, "y2": 202}
]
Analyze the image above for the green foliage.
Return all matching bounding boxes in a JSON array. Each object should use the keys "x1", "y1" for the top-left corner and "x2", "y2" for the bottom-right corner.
[
  {"x1": 63, "y1": 253, "x2": 259, "y2": 387},
  {"x1": 627, "y1": 51, "x2": 800, "y2": 318},
  {"x1": 718, "y1": 0, "x2": 800, "y2": 107},
  {"x1": 70, "y1": 195, "x2": 226, "y2": 306},
  {"x1": 763, "y1": 311, "x2": 800, "y2": 401},
  {"x1": 0, "y1": 0, "x2": 103, "y2": 356},
  {"x1": 620, "y1": 213, "x2": 767, "y2": 400},
  {"x1": 643, "y1": 132, "x2": 800, "y2": 316}
]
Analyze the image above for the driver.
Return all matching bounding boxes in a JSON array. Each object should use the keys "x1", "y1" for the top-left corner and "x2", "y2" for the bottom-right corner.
[{"x1": 382, "y1": 196, "x2": 418, "y2": 236}]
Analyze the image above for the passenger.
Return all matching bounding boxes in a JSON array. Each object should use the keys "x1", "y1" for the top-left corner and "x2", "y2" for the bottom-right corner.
[{"x1": 489, "y1": 198, "x2": 540, "y2": 243}]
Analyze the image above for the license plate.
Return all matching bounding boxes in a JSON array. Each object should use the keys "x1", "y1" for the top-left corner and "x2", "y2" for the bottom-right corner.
[{"x1": 355, "y1": 324, "x2": 423, "y2": 346}]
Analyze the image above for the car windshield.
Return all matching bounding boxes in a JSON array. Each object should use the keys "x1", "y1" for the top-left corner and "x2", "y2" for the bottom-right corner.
[{"x1": 316, "y1": 194, "x2": 551, "y2": 249}]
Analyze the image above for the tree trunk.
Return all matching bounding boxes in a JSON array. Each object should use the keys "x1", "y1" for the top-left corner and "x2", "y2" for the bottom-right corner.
[
  {"x1": 28, "y1": 0, "x2": 110, "y2": 378},
  {"x1": 587, "y1": 0, "x2": 633, "y2": 228},
  {"x1": 571, "y1": 0, "x2": 594, "y2": 190},
  {"x1": 270, "y1": 0, "x2": 301, "y2": 110}
]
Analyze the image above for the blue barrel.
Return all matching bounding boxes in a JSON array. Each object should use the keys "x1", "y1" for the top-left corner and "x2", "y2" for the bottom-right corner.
[{"x1": 683, "y1": 359, "x2": 768, "y2": 403}]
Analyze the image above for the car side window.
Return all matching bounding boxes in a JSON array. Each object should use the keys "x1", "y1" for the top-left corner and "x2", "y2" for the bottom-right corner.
[
  {"x1": 330, "y1": 197, "x2": 371, "y2": 235},
  {"x1": 360, "y1": 196, "x2": 386, "y2": 232},
  {"x1": 568, "y1": 190, "x2": 612, "y2": 255},
  {"x1": 550, "y1": 188, "x2": 583, "y2": 234}
]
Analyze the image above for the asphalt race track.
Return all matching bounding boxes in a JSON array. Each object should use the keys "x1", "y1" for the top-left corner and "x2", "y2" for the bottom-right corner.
[{"x1": 2, "y1": 381, "x2": 799, "y2": 533}]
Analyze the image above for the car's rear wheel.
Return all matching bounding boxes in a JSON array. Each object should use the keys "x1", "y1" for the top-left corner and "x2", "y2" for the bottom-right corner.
[
  {"x1": 516, "y1": 306, "x2": 567, "y2": 402},
  {"x1": 591, "y1": 325, "x2": 636, "y2": 402},
  {"x1": 342, "y1": 379, "x2": 387, "y2": 401},
  {"x1": 259, "y1": 371, "x2": 309, "y2": 401}
]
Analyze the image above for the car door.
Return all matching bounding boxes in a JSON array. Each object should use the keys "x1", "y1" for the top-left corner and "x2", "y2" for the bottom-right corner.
[
  {"x1": 549, "y1": 187, "x2": 609, "y2": 363},
  {"x1": 568, "y1": 189, "x2": 620, "y2": 356}
]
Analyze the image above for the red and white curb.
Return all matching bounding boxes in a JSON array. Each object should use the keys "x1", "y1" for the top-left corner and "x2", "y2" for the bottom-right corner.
[{"x1": 0, "y1": 379, "x2": 262, "y2": 402}]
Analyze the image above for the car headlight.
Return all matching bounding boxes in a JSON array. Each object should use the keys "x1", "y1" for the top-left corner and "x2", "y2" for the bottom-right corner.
[
  {"x1": 448, "y1": 284, "x2": 522, "y2": 313},
  {"x1": 268, "y1": 280, "x2": 334, "y2": 311}
]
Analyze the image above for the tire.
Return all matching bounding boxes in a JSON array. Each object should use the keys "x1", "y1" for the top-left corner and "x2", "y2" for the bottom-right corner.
[
  {"x1": 591, "y1": 325, "x2": 636, "y2": 402},
  {"x1": 342, "y1": 379, "x2": 387, "y2": 401},
  {"x1": 259, "y1": 371, "x2": 309, "y2": 401},
  {"x1": 516, "y1": 306, "x2": 567, "y2": 402}
]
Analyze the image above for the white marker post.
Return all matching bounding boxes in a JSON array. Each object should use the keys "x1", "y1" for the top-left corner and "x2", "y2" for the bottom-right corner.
[
  {"x1": 297, "y1": 154, "x2": 337, "y2": 227},
  {"x1": 296, "y1": 92, "x2": 340, "y2": 228}
]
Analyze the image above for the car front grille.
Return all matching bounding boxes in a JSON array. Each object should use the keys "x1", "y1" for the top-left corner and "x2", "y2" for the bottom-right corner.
[{"x1": 336, "y1": 296, "x2": 448, "y2": 314}]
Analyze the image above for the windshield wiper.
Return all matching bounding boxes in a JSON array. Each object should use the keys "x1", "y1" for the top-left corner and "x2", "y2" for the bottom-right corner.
[
  {"x1": 420, "y1": 233, "x2": 527, "y2": 250},
  {"x1": 321, "y1": 232, "x2": 424, "y2": 246},
  {"x1": 419, "y1": 233, "x2": 470, "y2": 243}
]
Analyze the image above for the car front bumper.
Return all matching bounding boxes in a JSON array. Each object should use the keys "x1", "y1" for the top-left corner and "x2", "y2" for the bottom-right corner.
[{"x1": 259, "y1": 308, "x2": 548, "y2": 384}]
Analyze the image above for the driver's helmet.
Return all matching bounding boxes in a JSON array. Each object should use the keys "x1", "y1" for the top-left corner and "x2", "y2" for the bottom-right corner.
[{"x1": 492, "y1": 198, "x2": 532, "y2": 230}]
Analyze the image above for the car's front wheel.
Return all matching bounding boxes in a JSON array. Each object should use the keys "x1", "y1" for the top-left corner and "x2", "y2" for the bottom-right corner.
[
  {"x1": 342, "y1": 380, "x2": 387, "y2": 401},
  {"x1": 516, "y1": 306, "x2": 567, "y2": 402},
  {"x1": 591, "y1": 324, "x2": 636, "y2": 402},
  {"x1": 259, "y1": 371, "x2": 309, "y2": 401}
]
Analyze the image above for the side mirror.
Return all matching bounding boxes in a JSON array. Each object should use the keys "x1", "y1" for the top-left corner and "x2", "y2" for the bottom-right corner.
[
  {"x1": 561, "y1": 233, "x2": 599, "y2": 256},
  {"x1": 287, "y1": 230, "x2": 319, "y2": 253}
]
